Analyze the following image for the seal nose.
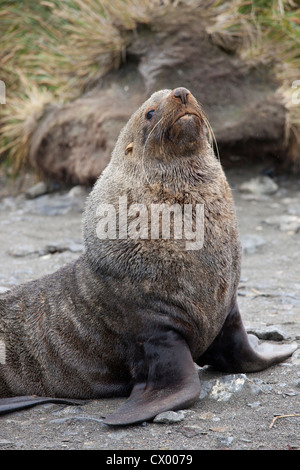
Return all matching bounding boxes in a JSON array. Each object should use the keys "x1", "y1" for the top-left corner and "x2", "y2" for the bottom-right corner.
[{"x1": 172, "y1": 87, "x2": 190, "y2": 105}]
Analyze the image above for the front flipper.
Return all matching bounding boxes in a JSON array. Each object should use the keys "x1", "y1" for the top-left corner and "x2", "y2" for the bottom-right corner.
[
  {"x1": 103, "y1": 330, "x2": 201, "y2": 426},
  {"x1": 0, "y1": 396, "x2": 86, "y2": 416},
  {"x1": 197, "y1": 301, "x2": 298, "y2": 373}
]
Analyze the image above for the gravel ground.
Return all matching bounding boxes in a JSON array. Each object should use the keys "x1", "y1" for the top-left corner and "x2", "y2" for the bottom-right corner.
[{"x1": 0, "y1": 165, "x2": 299, "y2": 451}]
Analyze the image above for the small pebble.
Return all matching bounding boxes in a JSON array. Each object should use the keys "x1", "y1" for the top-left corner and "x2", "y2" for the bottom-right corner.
[{"x1": 153, "y1": 410, "x2": 185, "y2": 424}]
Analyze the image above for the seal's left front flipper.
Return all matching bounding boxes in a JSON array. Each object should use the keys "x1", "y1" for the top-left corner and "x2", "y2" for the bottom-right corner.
[
  {"x1": 197, "y1": 301, "x2": 298, "y2": 373},
  {"x1": 0, "y1": 396, "x2": 86, "y2": 415},
  {"x1": 103, "y1": 330, "x2": 201, "y2": 426}
]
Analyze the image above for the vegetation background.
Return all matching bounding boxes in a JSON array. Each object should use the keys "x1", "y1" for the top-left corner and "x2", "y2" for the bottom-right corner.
[{"x1": 0, "y1": 0, "x2": 299, "y2": 184}]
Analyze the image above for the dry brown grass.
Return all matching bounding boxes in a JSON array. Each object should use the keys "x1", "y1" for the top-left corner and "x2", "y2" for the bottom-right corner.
[
  {"x1": 0, "y1": 0, "x2": 155, "y2": 172},
  {"x1": 0, "y1": 0, "x2": 299, "y2": 174},
  {"x1": 208, "y1": 0, "x2": 300, "y2": 167}
]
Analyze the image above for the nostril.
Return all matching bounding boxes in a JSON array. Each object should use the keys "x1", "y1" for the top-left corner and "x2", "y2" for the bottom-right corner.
[{"x1": 173, "y1": 87, "x2": 190, "y2": 105}]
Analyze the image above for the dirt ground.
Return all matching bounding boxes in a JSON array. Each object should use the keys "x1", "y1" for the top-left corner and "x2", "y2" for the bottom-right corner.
[{"x1": 0, "y1": 163, "x2": 299, "y2": 451}]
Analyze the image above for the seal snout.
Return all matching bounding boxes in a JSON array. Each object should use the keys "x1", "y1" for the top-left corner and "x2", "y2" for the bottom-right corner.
[{"x1": 172, "y1": 87, "x2": 190, "y2": 105}]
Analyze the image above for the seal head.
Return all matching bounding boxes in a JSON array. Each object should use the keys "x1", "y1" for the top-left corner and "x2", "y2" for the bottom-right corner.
[
  {"x1": 141, "y1": 86, "x2": 206, "y2": 157},
  {"x1": 116, "y1": 86, "x2": 209, "y2": 164}
]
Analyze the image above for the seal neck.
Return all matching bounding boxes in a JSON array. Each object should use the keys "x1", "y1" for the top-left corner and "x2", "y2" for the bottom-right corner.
[{"x1": 122, "y1": 149, "x2": 223, "y2": 190}]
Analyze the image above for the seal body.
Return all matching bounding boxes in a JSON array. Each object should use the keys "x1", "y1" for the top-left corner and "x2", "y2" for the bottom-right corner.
[{"x1": 0, "y1": 88, "x2": 297, "y2": 424}]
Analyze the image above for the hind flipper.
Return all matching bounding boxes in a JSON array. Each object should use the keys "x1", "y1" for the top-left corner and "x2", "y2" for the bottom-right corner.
[
  {"x1": 103, "y1": 330, "x2": 201, "y2": 426},
  {"x1": 197, "y1": 301, "x2": 298, "y2": 373},
  {"x1": 0, "y1": 396, "x2": 86, "y2": 415}
]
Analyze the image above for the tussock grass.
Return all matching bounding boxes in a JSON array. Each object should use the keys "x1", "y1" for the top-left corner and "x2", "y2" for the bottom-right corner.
[
  {"x1": 0, "y1": 0, "x2": 299, "y2": 175},
  {"x1": 209, "y1": 0, "x2": 300, "y2": 168},
  {"x1": 0, "y1": 73, "x2": 53, "y2": 173},
  {"x1": 0, "y1": 0, "x2": 152, "y2": 172}
]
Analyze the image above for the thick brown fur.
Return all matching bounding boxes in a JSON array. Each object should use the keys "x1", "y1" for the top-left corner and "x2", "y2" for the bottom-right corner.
[
  {"x1": 83, "y1": 88, "x2": 241, "y2": 361},
  {"x1": 0, "y1": 88, "x2": 296, "y2": 424}
]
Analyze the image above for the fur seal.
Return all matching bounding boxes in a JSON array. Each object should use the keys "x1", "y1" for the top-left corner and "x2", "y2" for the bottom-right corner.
[{"x1": 0, "y1": 87, "x2": 297, "y2": 425}]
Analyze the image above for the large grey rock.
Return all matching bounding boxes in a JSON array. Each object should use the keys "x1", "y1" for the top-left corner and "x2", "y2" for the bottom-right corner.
[
  {"x1": 239, "y1": 176, "x2": 278, "y2": 196},
  {"x1": 28, "y1": 7, "x2": 286, "y2": 185}
]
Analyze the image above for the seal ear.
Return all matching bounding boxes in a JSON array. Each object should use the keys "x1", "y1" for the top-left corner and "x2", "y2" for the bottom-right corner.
[
  {"x1": 103, "y1": 330, "x2": 201, "y2": 426},
  {"x1": 125, "y1": 142, "x2": 134, "y2": 155}
]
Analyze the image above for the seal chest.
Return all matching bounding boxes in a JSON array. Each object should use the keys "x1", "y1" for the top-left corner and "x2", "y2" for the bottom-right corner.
[{"x1": 0, "y1": 87, "x2": 297, "y2": 425}]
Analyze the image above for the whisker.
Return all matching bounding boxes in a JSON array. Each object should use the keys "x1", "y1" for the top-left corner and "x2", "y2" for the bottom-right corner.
[
  {"x1": 202, "y1": 114, "x2": 220, "y2": 161},
  {"x1": 141, "y1": 117, "x2": 164, "y2": 183}
]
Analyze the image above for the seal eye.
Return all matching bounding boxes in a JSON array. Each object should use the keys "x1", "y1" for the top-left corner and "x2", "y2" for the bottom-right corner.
[{"x1": 146, "y1": 109, "x2": 155, "y2": 120}]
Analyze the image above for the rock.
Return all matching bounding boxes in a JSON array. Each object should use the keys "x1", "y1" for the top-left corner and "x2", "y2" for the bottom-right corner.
[
  {"x1": 43, "y1": 240, "x2": 84, "y2": 255},
  {"x1": 67, "y1": 186, "x2": 89, "y2": 198},
  {"x1": 25, "y1": 181, "x2": 49, "y2": 199},
  {"x1": 288, "y1": 205, "x2": 300, "y2": 216},
  {"x1": 198, "y1": 411, "x2": 215, "y2": 420},
  {"x1": 8, "y1": 239, "x2": 83, "y2": 258},
  {"x1": 107, "y1": 431, "x2": 129, "y2": 440},
  {"x1": 199, "y1": 379, "x2": 214, "y2": 399},
  {"x1": 153, "y1": 410, "x2": 185, "y2": 424},
  {"x1": 239, "y1": 176, "x2": 278, "y2": 195},
  {"x1": 0, "y1": 286, "x2": 11, "y2": 294},
  {"x1": 29, "y1": 96, "x2": 136, "y2": 186},
  {"x1": 241, "y1": 234, "x2": 266, "y2": 255},
  {"x1": 217, "y1": 436, "x2": 234, "y2": 447},
  {"x1": 8, "y1": 245, "x2": 37, "y2": 257},
  {"x1": 209, "y1": 374, "x2": 247, "y2": 402},
  {"x1": 247, "y1": 401, "x2": 261, "y2": 408},
  {"x1": 199, "y1": 371, "x2": 275, "y2": 402},
  {"x1": 247, "y1": 378, "x2": 273, "y2": 395},
  {"x1": 200, "y1": 374, "x2": 247, "y2": 401},
  {"x1": 264, "y1": 214, "x2": 300, "y2": 232},
  {"x1": 246, "y1": 325, "x2": 291, "y2": 341},
  {"x1": 22, "y1": 193, "x2": 86, "y2": 216},
  {"x1": 178, "y1": 425, "x2": 204, "y2": 438}
]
